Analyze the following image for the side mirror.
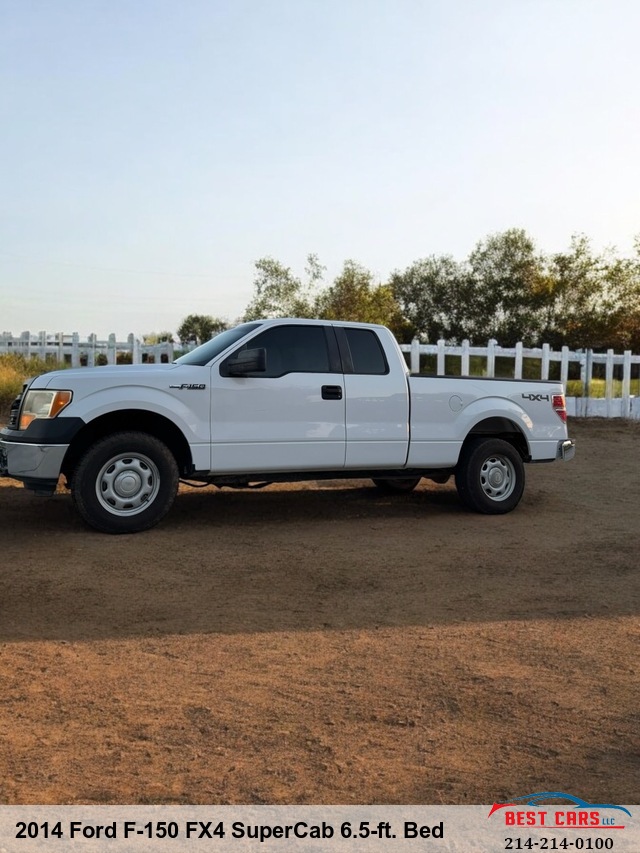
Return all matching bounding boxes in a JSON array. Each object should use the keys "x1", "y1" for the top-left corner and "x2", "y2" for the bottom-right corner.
[{"x1": 224, "y1": 347, "x2": 267, "y2": 376}]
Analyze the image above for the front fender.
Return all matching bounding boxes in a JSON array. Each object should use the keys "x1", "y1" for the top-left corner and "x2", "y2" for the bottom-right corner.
[{"x1": 64, "y1": 385, "x2": 210, "y2": 447}]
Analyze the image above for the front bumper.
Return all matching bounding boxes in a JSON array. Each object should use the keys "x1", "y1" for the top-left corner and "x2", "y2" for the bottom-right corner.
[
  {"x1": 558, "y1": 439, "x2": 576, "y2": 461},
  {"x1": 0, "y1": 436, "x2": 68, "y2": 492},
  {"x1": 1, "y1": 417, "x2": 83, "y2": 485}
]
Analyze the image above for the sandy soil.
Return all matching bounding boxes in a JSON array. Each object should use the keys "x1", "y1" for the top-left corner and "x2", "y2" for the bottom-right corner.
[{"x1": 0, "y1": 419, "x2": 638, "y2": 805}]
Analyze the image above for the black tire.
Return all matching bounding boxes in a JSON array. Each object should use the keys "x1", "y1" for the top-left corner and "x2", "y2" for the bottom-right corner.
[
  {"x1": 455, "y1": 437, "x2": 525, "y2": 514},
  {"x1": 426, "y1": 473, "x2": 450, "y2": 485},
  {"x1": 372, "y1": 477, "x2": 422, "y2": 493},
  {"x1": 71, "y1": 432, "x2": 179, "y2": 533}
]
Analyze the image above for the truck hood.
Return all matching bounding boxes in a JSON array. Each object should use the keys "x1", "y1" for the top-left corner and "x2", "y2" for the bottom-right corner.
[{"x1": 33, "y1": 363, "x2": 180, "y2": 389}]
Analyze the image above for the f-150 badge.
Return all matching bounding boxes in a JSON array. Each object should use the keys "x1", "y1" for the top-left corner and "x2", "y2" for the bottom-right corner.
[{"x1": 169, "y1": 383, "x2": 206, "y2": 390}]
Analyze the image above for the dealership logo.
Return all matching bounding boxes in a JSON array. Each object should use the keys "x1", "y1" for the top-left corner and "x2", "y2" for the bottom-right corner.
[{"x1": 488, "y1": 792, "x2": 631, "y2": 830}]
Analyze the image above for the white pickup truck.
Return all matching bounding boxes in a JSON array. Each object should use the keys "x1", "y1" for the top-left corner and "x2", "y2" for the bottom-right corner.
[{"x1": 0, "y1": 319, "x2": 575, "y2": 533}]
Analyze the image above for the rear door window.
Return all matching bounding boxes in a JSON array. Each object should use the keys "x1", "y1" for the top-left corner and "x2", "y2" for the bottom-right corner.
[{"x1": 345, "y1": 328, "x2": 388, "y2": 375}]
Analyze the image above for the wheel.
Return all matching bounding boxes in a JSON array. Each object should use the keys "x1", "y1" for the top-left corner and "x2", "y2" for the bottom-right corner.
[
  {"x1": 372, "y1": 477, "x2": 422, "y2": 493},
  {"x1": 72, "y1": 432, "x2": 179, "y2": 533},
  {"x1": 455, "y1": 438, "x2": 524, "y2": 514}
]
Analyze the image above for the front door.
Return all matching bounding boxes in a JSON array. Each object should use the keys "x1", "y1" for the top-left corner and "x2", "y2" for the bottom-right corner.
[{"x1": 209, "y1": 324, "x2": 346, "y2": 473}]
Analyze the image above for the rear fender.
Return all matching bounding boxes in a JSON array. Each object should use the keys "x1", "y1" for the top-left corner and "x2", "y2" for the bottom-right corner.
[{"x1": 455, "y1": 398, "x2": 533, "y2": 460}]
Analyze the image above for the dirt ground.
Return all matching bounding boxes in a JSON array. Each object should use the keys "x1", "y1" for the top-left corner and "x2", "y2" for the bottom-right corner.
[{"x1": 0, "y1": 418, "x2": 638, "y2": 806}]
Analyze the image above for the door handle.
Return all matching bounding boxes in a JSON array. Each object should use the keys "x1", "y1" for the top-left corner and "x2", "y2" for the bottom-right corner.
[{"x1": 321, "y1": 385, "x2": 343, "y2": 400}]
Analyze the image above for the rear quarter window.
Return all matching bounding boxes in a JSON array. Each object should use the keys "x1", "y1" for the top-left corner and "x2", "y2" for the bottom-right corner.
[{"x1": 345, "y1": 328, "x2": 388, "y2": 375}]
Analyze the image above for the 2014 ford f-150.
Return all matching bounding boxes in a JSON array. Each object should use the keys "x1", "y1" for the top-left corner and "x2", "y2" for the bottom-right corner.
[{"x1": 0, "y1": 319, "x2": 575, "y2": 533}]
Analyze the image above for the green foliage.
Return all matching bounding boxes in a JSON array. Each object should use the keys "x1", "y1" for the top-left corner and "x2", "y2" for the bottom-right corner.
[
  {"x1": 243, "y1": 255, "x2": 323, "y2": 320},
  {"x1": 466, "y1": 229, "x2": 552, "y2": 346},
  {"x1": 315, "y1": 260, "x2": 410, "y2": 339},
  {"x1": 392, "y1": 229, "x2": 640, "y2": 350},
  {"x1": 545, "y1": 236, "x2": 640, "y2": 351},
  {"x1": 177, "y1": 314, "x2": 228, "y2": 345},
  {"x1": 242, "y1": 254, "x2": 410, "y2": 339},
  {"x1": 390, "y1": 255, "x2": 470, "y2": 342},
  {"x1": 143, "y1": 331, "x2": 175, "y2": 344},
  {"x1": 565, "y1": 378, "x2": 640, "y2": 398},
  {"x1": 392, "y1": 230, "x2": 552, "y2": 346}
]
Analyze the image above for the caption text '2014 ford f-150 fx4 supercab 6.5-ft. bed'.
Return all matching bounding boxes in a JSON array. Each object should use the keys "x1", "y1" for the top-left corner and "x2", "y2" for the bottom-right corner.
[{"x1": 0, "y1": 319, "x2": 575, "y2": 533}]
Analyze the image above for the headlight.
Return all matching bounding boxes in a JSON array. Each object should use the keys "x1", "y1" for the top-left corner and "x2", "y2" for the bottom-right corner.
[{"x1": 19, "y1": 390, "x2": 73, "y2": 430}]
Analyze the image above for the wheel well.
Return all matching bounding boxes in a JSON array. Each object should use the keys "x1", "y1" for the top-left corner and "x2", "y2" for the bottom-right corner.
[
  {"x1": 62, "y1": 410, "x2": 193, "y2": 483},
  {"x1": 463, "y1": 417, "x2": 530, "y2": 461}
]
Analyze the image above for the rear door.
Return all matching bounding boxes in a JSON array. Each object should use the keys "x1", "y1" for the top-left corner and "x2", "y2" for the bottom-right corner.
[
  {"x1": 336, "y1": 326, "x2": 410, "y2": 468},
  {"x1": 209, "y1": 323, "x2": 346, "y2": 473}
]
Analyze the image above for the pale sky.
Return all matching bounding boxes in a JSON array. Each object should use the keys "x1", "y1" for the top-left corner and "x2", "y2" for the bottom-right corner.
[{"x1": 1, "y1": 0, "x2": 639, "y2": 339}]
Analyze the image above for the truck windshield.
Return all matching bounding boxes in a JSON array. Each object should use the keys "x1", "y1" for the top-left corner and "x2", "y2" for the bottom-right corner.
[{"x1": 174, "y1": 323, "x2": 262, "y2": 366}]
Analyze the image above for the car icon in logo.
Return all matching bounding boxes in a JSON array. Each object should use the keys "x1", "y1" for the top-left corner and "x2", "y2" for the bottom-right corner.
[{"x1": 489, "y1": 792, "x2": 631, "y2": 818}]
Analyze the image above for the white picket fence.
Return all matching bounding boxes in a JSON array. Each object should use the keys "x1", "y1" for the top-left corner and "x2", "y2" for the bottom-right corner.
[
  {"x1": 1, "y1": 330, "x2": 638, "y2": 419},
  {"x1": 0, "y1": 331, "x2": 174, "y2": 366},
  {"x1": 399, "y1": 339, "x2": 640, "y2": 419}
]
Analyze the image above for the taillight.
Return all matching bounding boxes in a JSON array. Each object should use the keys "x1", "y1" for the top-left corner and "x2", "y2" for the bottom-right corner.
[{"x1": 552, "y1": 394, "x2": 567, "y2": 422}]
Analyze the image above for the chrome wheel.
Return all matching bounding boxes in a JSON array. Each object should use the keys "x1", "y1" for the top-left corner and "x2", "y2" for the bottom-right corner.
[
  {"x1": 479, "y1": 454, "x2": 516, "y2": 502},
  {"x1": 95, "y1": 452, "x2": 161, "y2": 516}
]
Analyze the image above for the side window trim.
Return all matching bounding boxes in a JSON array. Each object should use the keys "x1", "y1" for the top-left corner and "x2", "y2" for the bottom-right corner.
[
  {"x1": 333, "y1": 327, "x2": 354, "y2": 374},
  {"x1": 324, "y1": 326, "x2": 343, "y2": 374}
]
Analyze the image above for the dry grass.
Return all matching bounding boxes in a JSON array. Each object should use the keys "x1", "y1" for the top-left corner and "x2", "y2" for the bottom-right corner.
[{"x1": 0, "y1": 354, "x2": 65, "y2": 419}]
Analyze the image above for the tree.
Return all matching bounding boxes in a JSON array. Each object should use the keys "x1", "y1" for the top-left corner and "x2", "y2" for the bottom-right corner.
[
  {"x1": 611, "y1": 238, "x2": 640, "y2": 351},
  {"x1": 239, "y1": 233, "x2": 640, "y2": 350},
  {"x1": 466, "y1": 229, "x2": 551, "y2": 346},
  {"x1": 547, "y1": 235, "x2": 640, "y2": 351},
  {"x1": 243, "y1": 254, "x2": 324, "y2": 320},
  {"x1": 390, "y1": 255, "x2": 470, "y2": 342},
  {"x1": 315, "y1": 260, "x2": 409, "y2": 339},
  {"x1": 177, "y1": 314, "x2": 228, "y2": 345},
  {"x1": 143, "y1": 331, "x2": 175, "y2": 344},
  {"x1": 392, "y1": 231, "x2": 552, "y2": 345}
]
